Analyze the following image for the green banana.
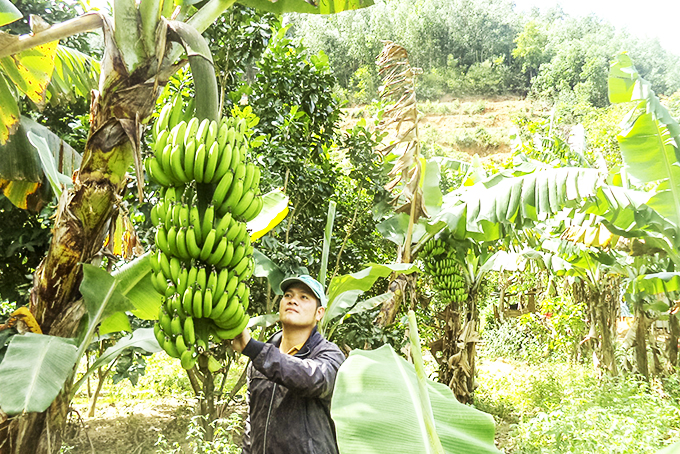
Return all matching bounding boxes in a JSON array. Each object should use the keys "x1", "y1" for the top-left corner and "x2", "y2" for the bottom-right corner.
[
  {"x1": 154, "y1": 104, "x2": 173, "y2": 139},
  {"x1": 232, "y1": 189, "x2": 255, "y2": 218},
  {"x1": 183, "y1": 316, "x2": 196, "y2": 344},
  {"x1": 193, "y1": 289, "x2": 204, "y2": 318},
  {"x1": 175, "y1": 333, "x2": 188, "y2": 355},
  {"x1": 194, "y1": 143, "x2": 207, "y2": 182},
  {"x1": 184, "y1": 117, "x2": 200, "y2": 147},
  {"x1": 204, "y1": 141, "x2": 220, "y2": 183},
  {"x1": 203, "y1": 288, "x2": 213, "y2": 318},
  {"x1": 211, "y1": 169, "x2": 234, "y2": 208},
  {"x1": 207, "y1": 236, "x2": 228, "y2": 266},
  {"x1": 220, "y1": 180, "x2": 244, "y2": 214},
  {"x1": 213, "y1": 143, "x2": 233, "y2": 182},
  {"x1": 180, "y1": 349, "x2": 196, "y2": 370},
  {"x1": 200, "y1": 229, "x2": 217, "y2": 262},
  {"x1": 217, "y1": 242, "x2": 234, "y2": 268},
  {"x1": 184, "y1": 138, "x2": 197, "y2": 180},
  {"x1": 186, "y1": 227, "x2": 201, "y2": 259},
  {"x1": 201, "y1": 204, "x2": 215, "y2": 242},
  {"x1": 214, "y1": 314, "x2": 249, "y2": 341},
  {"x1": 175, "y1": 228, "x2": 191, "y2": 261}
]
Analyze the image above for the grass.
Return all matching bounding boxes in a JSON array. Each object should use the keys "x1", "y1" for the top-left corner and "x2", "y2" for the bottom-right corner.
[
  {"x1": 66, "y1": 352, "x2": 249, "y2": 454},
  {"x1": 475, "y1": 355, "x2": 680, "y2": 454}
]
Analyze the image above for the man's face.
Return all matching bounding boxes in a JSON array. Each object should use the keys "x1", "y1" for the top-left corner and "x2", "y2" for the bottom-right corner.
[{"x1": 279, "y1": 283, "x2": 325, "y2": 329}]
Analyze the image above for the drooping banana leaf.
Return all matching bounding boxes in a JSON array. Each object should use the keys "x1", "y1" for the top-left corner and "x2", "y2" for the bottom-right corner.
[
  {"x1": 0, "y1": 333, "x2": 78, "y2": 415},
  {"x1": 609, "y1": 53, "x2": 680, "y2": 228},
  {"x1": 331, "y1": 344, "x2": 500, "y2": 454},
  {"x1": 71, "y1": 327, "x2": 161, "y2": 397},
  {"x1": 626, "y1": 272, "x2": 680, "y2": 312},
  {"x1": 110, "y1": 252, "x2": 163, "y2": 321},
  {"x1": 326, "y1": 262, "x2": 419, "y2": 304},
  {"x1": 0, "y1": 35, "x2": 59, "y2": 143},
  {"x1": 0, "y1": 38, "x2": 58, "y2": 109},
  {"x1": 47, "y1": 45, "x2": 100, "y2": 105},
  {"x1": 0, "y1": 116, "x2": 81, "y2": 210},
  {"x1": 431, "y1": 167, "x2": 601, "y2": 242},
  {"x1": 248, "y1": 188, "x2": 290, "y2": 241},
  {"x1": 0, "y1": 72, "x2": 19, "y2": 145}
]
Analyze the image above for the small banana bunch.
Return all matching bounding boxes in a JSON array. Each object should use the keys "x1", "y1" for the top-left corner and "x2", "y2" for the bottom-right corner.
[
  {"x1": 146, "y1": 100, "x2": 262, "y2": 370},
  {"x1": 420, "y1": 238, "x2": 468, "y2": 303}
]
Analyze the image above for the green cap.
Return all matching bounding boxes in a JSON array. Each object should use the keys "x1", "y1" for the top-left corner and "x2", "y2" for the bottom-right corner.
[{"x1": 279, "y1": 275, "x2": 328, "y2": 307}]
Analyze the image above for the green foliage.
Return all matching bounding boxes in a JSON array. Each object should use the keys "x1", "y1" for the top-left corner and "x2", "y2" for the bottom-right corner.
[
  {"x1": 204, "y1": 5, "x2": 277, "y2": 100},
  {"x1": 476, "y1": 362, "x2": 680, "y2": 454},
  {"x1": 156, "y1": 413, "x2": 243, "y2": 454},
  {"x1": 481, "y1": 318, "x2": 546, "y2": 363},
  {"x1": 0, "y1": 195, "x2": 52, "y2": 307}
]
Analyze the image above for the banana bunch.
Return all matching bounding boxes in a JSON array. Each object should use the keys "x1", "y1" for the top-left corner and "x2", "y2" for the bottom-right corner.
[
  {"x1": 420, "y1": 238, "x2": 468, "y2": 304},
  {"x1": 146, "y1": 99, "x2": 263, "y2": 370}
]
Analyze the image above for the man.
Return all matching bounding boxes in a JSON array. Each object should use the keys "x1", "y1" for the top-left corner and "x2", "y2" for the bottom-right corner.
[{"x1": 232, "y1": 274, "x2": 345, "y2": 454}]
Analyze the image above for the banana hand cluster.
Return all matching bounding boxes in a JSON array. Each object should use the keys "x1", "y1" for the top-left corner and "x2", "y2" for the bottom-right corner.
[
  {"x1": 420, "y1": 238, "x2": 468, "y2": 303},
  {"x1": 146, "y1": 101, "x2": 263, "y2": 370}
]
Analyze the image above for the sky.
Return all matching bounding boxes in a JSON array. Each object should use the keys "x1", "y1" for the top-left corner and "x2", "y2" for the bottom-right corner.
[{"x1": 512, "y1": 0, "x2": 680, "y2": 56}]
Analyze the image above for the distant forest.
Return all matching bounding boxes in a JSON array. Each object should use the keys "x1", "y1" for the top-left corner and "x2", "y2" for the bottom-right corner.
[{"x1": 286, "y1": 0, "x2": 680, "y2": 105}]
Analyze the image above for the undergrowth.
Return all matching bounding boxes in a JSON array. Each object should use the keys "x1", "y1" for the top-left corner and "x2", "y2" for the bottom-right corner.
[{"x1": 477, "y1": 336, "x2": 680, "y2": 453}]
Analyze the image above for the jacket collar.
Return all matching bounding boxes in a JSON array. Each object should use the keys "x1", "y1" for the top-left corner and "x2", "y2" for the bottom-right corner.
[{"x1": 268, "y1": 326, "x2": 323, "y2": 358}]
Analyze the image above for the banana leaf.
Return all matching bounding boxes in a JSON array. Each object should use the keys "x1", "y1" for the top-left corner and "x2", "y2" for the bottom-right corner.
[
  {"x1": 626, "y1": 272, "x2": 680, "y2": 312},
  {"x1": 431, "y1": 167, "x2": 601, "y2": 242},
  {"x1": 71, "y1": 327, "x2": 161, "y2": 397},
  {"x1": 0, "y1": 116, "x2": 81, "y2": 210},
  {"x1": 0, "y1": 333, "x2": 78, "y2": 415},
  {"x1": 110, "y1": 252, "x2": 163, "y2": 321},
  {"x1": 80, "y1": 264, "x2": 135, "y2": 340},
  {"x1": 609, "y1": 53, "x2": 680, "y2": 229},
  {"x1": 326, "y1": 262, "x2": 418, "y2": 304},
  {"x1": 0, "y1": 0, "x2": 21, "y2": 27},
  {"x1": 237, "y1": 0, "x2": 373, "y2": 15},
  {"x1": 47, "y1": 45, "x2": 100, "y2": 105},
  {"x1": 248, "y1": 189, "x2": 289, "y2": 241},
  {"x1": 331, "y1": 344, "x2": 500, "y2": 454}
]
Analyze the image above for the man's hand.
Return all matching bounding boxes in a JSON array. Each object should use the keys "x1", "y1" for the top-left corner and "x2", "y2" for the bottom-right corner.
[{"x1": 231, "y1": 328, "x2": 252, "y2": 353}]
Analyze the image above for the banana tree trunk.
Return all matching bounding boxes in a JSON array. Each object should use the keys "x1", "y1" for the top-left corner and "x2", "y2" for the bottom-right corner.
[
  {"x1": 3, "y1": 19, "x2": 169, "y2": 454},
  {"x1": 594, "y1": 290, "x2": 618, "y2": 377},
  {"x1": 635, "y1": 307, "x2": 649, "y2": 380},
  {"x1": 668, "y1": 312, "x2": 679, "y2": 368},
  {"x1": 432, "y1": 291, "x2": 478, "y2": 404}
]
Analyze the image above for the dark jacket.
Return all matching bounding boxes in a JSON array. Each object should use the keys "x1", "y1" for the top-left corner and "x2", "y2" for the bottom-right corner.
[{"x1": 241, "y1": 327, "x2": 345, "y2": 454}]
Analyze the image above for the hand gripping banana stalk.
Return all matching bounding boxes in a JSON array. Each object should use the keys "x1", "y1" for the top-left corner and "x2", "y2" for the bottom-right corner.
[
  {"x1": 419, "y1": 238, "x2": 469, "y2": 303},
  {"x1": 145, "y1": 100, "x2": 263, "y2": 370}
]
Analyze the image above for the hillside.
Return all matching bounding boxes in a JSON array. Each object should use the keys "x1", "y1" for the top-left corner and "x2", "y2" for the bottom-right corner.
[{"x1": 342, "y1": 97, "x2": 530, "y2": 165}]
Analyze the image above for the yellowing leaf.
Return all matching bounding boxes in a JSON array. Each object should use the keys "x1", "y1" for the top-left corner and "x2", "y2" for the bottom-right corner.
[
  {"x1": 248, "y1": 189, "x2": 289, "y2": 241},
  {"x1": 8, "y1": 306, "x2": 42, "y2": 334},
  {"x1": 0, "y1": 40, "x2": 59, "y2": 107},
  {"x1": 0, "y1": 73, "x2": 19, "y2": 145},
  {"x1": 0, "y1": 178, "x2": 41, "y2": 210}
]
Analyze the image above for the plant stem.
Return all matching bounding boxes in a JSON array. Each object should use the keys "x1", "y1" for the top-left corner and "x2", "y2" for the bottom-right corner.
[
  {"x1": 319, "y1": 201, "x2": 336, "y2": 288},
  {"x1": 407, "y1": 310, "x2": 445, "y2": 454},
  {"x1": 0, "y1": 13, "x2": 103, "y2": 59}
]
